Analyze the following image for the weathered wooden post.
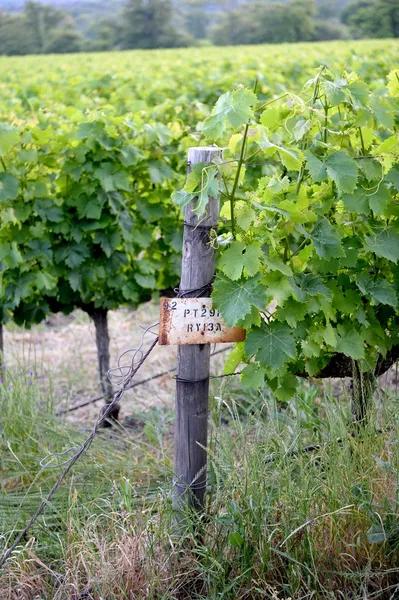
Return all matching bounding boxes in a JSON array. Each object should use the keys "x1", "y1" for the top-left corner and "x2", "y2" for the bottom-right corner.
[
  {"x1": 172, "y1": 146, "x2": 222, "y2": 513},
  {"x1": 159, "y1": 146, "x2": 245, "y2": 518}
]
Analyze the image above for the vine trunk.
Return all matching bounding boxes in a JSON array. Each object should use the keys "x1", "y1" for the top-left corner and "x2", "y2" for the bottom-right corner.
[
  {"x1": 351, "y1": 361, "x2": 376, "y2": 427},
  {"x1": 90, "y1": 308, "x2": 119, "y2": 423}
]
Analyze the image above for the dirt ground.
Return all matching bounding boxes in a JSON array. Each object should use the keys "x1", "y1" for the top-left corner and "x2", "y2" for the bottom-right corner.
[
  {"x1": 4, "y1": 302, "x2": 398, "y2": 427},
  {"x1": 3, "y1": 302, "x2": 229, "y2": 426}
]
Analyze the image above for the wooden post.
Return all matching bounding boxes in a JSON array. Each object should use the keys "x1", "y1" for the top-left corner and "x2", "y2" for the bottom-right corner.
[{"x1": 173, "y1": 146, "x2": 222, "y2": 514}]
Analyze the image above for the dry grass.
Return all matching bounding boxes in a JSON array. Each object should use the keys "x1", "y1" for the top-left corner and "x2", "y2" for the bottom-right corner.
[
  {"x1": 2, "y1": 304, "x2": 399, "y2": 599},
  {"x1": 3, "y1": 303, "x2": 229, "y2": 427}
]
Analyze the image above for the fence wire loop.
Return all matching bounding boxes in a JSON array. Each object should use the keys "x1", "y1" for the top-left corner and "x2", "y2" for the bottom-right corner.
[
  {"x1": 108, "y1": 322, "x2": 159, "y2": 391},
  {"x1": 39, "y1": 446, "x2": 81, "y2": 469}
]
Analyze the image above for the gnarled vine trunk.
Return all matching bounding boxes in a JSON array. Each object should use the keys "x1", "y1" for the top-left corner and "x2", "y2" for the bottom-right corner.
[
  {"x1": 351, "y1": 361, "x2": 376, "y2": 427},
  {"x1": 90, "y1": 308, "x2": 119, "y2": 423}
]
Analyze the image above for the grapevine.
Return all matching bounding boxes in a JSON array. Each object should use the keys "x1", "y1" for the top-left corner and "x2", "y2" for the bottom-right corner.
[{"x1": 175, "y1": 67, "x2": 399, "y2": 417}]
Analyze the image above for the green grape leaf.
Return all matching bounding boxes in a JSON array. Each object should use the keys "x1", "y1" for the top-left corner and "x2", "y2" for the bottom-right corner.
[
  {"x1": 95, "y1": 163, "x2": 131, "y2": 192},
  {"x1": 292, "y1": 274, "x2": 328, "y2": 302},
  {"x1": 171, "y1": 189, "x2": 195, "y2": 210},
  {"x1": 68, "y1": 272, "x2": 82, "y2": 292},
  {"x1": 274, "y1": 372, "x2": 298, "y2": 401},
  {"x1": 293, "y1": 118, "x2": 312, "y2": 141},
  {"x1": 306, "y1": 151, "x2": 327, "y2": 182},
  {"x1": 364, "y1": 228, "x2": 399, "y2": 263},
  {"x1": 264, "y1": 255, "x2": 293, "y2": 277},
  {"x1": 324, "y1": 151, "x2": 358, "y2": 193},
  {"x1": 36, "y1": 272, "x2": 57, "y2": 291},
  {"x1": 5, "y1": 242, "x2": 23, "y2": 268},
  {"x1": 245, "y1": 322, "x2": 296, "y2": 373},
  {"x1": 368, "y1": 184, "x2": 390, "y2": 215},
  {"x1": 348, "y1": 80, "x2": 370, "y2": 105},
  {"x1": 203, "y1": 88, "x2": 257, "y2": 139},
  {"x1": 260, "y1": 106, "x2": 280, "y2": 130},
  {"x1": 219, "y1": 242, "x2": 245, "y2": 280},
  {"x1": 223, "y1": 342, "x2": 245, "y2": 375},
  {"x1": 243, "y1": 244, "x2": 263, "y2": 277},
  {"x1": 277, "y1": 298, "x2": 307, "y2": 328},
  {"x1": 134, "y1": 273, "x2": 156, "y2": 289},
  {"x1": 306, "y1": 151, "x2": 358, "y2": 192},
  {"x1": 387, "y1": 70, "x2": 399, "y2": 97},
  {"x1": 263, "y1": 271, "x2": 293, "y2": 304},
  {"x1": 257, "y1": 128, "x2": 303, "y2": 171},
  {"x1": 370, "y1": 96, "x2": 395, "y2": 128},
  {"x1": 387, "y1": 166, "x2": 399, "y2": 192},
  {"x1": 356, "y1": 274, "x2": 397, "y2": 307},
  {"x1": 322, "y1": 322, "x2": 337, "y2": 348},
  {"x1": 0, "y1": 174, "x2": 19, "y2": 202},
  {"x1": 0, "y1": 124, "x2": 19, "y2": 156},
  {"x1": 342, "y1": 188, "x2": 369, "y2": 214},
  {"x1": 193, "y1": 166, "x2": 219, "y2": 216},
  {"x1": 278, "y1": 146, "x2": 304, "y2": 171},
  {"x1": 241, "y1": 363, "x2": 264, "y2": 389},
  {"x1": 94, "y1": 231, "x2": 121, "y2": 258},
  {"x1": 212, "y1": 275, "x2": 266, "y2": 327},
  {"x1": 180, "y1": 164, "x2": 219, "y2": 217},
  {"x1": 360, "y1": 158, "x2": 383, "y2": 182},
  {"x1": 311, "y1": 219, "x2": 344, "y2": 259},
  {"x1": 228, "y1": 133, "x2": 242, "y2": 153},
  {"x1": 324, "y1": 77, "x2": 346, "y2": 106},
  {"x1": 336, "y1": 325, "x2": 364, "y2": 360}
]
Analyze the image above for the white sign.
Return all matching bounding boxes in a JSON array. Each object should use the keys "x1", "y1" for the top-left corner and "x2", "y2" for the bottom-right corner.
[{"x1": 159, "y1": 297, "x2": 246, "y2": 346}]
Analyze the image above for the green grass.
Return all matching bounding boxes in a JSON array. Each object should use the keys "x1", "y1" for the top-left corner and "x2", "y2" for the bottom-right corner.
[{"x1": 1, "y1": 362, "x2": 399, "y2": 599}]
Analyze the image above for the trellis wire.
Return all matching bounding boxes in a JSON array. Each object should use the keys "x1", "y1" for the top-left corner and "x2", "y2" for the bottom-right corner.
[
  {"x1": 0, "y1": 325, "x2": 159, "y2": 571},
  {"x1": 57, "y1": 346, "x2": 236, "y2": 416}
]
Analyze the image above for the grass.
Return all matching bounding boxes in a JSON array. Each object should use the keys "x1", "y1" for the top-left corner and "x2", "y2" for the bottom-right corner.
[{"x1": 1, "y1": 311, "x2": 399, "y2": 598}]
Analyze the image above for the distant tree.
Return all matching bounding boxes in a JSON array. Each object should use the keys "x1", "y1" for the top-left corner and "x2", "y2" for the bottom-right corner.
[
  {"x1": 185, "y1": 7, "x2": 210, "y2": 39},
  {"x1": 44, "y1": 28, "x2": 84, "y2": 53},
  {"x1": 86, "y1": 17, "x2": 122, "y2": 51},
  {"x1": 0, "y1": 1, "x2": 84, "y2": 55},
  {"x1": 342, "y1": 0, "x2": 399, "y2": 38},
  {"x1": 120, "y1": 0, "x2": 192, "y2": 49},
  {"x1": 316, "y1": 0, "x2": 338, "y2": 18},
  {"x1": 211, "y1": 0, "x2": 316, "y2": 45},
  {"x1": 0, "y1": 10, "x2": 34, "y2": 55},
  {"x1": 24, "y1": 0, "x2": 71, "y2": 53},
  {"x1": 314, "y1": 19, "x2": 350, "y2": 39}
]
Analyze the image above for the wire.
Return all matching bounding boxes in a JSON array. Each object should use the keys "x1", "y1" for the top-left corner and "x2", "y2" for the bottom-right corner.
[
  {"x1": 57, "y1": 346, "x2": 235, "y2": 416},
  {"x1": 0, "y1": 282, "x2": 233, "y2": 569},
  {"x1": 0, "y1": 332, "x2": 159, "y2": 570}
]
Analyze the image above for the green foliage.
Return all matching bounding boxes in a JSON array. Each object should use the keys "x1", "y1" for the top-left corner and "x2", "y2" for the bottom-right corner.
[
  {"x1": 342, "y1": 0, "x2": 399, "y2": 38},
  {"x1": 0, "y1": 11, "x2": 35, "y2": 55},
  {"x1": 176, "y1": 66, "x2": 399, "y2": 398},
  {"x1": 0, "y1": 1, "x2": 82, "y2": 55},
  {"x1": 210, "y1": 0, "x2": 317, "y2": 45},
  {"x1": 313, "y1": 18, "x2": 350, "y2": 40},
  {"x1": 119, "y1": 0, "x2": 192, "y2": 50},
  {"x1": 44, "y1": 28, "x2": 84, "y2": 53},
  {"x1": 0, "y1": 109, "x2": 182, "y2": 326},
  {"x1": 3, "y1": 365, "x2": 399, "y2": 598}
]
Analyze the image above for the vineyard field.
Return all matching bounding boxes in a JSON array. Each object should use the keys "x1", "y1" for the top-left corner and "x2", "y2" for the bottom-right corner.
[
  {"x1": 1, "y1": 39, "x2": 398, "y2": 121},
  {"x1": 1, "y1": 38, "x2": 399, "y2": 600}
]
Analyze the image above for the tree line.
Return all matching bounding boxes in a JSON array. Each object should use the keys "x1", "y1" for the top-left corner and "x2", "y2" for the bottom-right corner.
[{"x1": 0, "y1": 0, "x2": 398, "y2": 55}]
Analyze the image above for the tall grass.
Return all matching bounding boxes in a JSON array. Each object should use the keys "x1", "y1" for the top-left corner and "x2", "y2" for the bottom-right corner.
[{"x1": 1, "y1": 364, "x2": 399, "y2": 599}]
